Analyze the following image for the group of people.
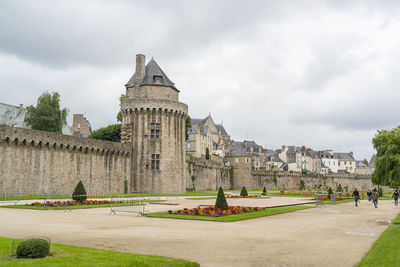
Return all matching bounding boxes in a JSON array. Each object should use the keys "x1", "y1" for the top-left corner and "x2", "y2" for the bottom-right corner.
[{"x1": 351, "y1": 188, "x2": 399, "y2": 208}]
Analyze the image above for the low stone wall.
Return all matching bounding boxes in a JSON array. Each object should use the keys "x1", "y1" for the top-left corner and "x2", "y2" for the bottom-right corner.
[
  {"x1": 0, "y1": 125, "x2": 131, "y2": 196},
  {"x1": 250, "y1": 171, "x2": 374, "y2": 191},
  {"x1": 186, "y1": 157, "x2": 231, "y2": 191}
]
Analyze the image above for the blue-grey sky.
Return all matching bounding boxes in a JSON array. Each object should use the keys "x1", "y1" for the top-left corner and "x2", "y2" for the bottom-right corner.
[{"x1": 1, "y1": 0, "x2": 400, "y2": 160}]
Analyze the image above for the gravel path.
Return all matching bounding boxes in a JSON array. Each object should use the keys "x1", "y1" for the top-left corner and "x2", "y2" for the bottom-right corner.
[{"x1": 0, "y1": 198, "x2": 398, "y2": 266}]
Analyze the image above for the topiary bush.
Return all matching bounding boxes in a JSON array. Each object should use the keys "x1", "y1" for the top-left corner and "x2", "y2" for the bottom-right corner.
[
  {"x1": 215, "y1": 186, "x2": 228, "y2": 210},
  {"x1": 72, "y1": 180, "x2": 87, "y2": 202},
  {"x1": 262, "y1": 186, "x2": 267, "y2": 196},
  {"x1": 240, "y1": 186, "x2": 248, "y2": 196},
  {"x1": 16, "y1": 238, "x2": 50, "y2": 259},
  {"x1": 336, "y1": 183, "x2": 343, "y2": 192},
  {"x1": 327, "y1": 187, "x2": 334, "y2": 198}
]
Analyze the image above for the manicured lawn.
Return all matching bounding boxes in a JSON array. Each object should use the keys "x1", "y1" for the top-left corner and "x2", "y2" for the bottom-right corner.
[
  {"x1": 0, "y1": 200, "x2": 165, "y2": 210},
  {"x1": 1, "y1": 191, "x2": 223, "y2": 201},
  {"x1": 186, "y1": 197, "x2": 217, "y2": 200},
  {"x1": 357, "y1": 222, "x2": 400, "y2": 266},
  {"x1": 0, "y1": 237, "x2": 199, "y2": 267},
  {"x1": 145, "y1": 205, "x2": 313, "y2": 222}
]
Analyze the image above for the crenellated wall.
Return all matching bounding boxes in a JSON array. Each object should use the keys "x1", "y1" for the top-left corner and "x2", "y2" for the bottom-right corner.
[{"x1": 0, "y1": 125, "x2": 131, "y2": 196}]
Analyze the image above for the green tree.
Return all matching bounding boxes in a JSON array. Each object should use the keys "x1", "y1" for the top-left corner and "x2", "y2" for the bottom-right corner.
[
  {"x1": 72, "y1": 180, "x2": 87, "y2": 203},
  {"x1": 116, "y1": 94, "x2": 126, "y2": 123},
  {"x1": 25, "y1": 92, "x2": 68, "y2": 132},
  {"x1": 185, "y1": 115, "x2": 192, "y2": 140},
  {"x1": 299, "y1": 180, "x2": 305, "y2": 191},
  {"x1": 215, "y1": 186, "x2": 228, "y2": 210},
  {"x1": 336, "y1": 183, "x2": 343, "y2": 192},
  {"x1": 240, "y1": 186, "x2": 248, "y2": 196},
  {"x1": 205, "y1": 147, "x2": 210, "y2": 160},
  {"x1": 372, "y1": 126, "x2": 400, "y2": 188},
  {"x1": 89, "y1": 124, "x2": 121, "y2": 142},
  {"x1": 327, "y1": 187, "x2": 334, "y2": 198}
]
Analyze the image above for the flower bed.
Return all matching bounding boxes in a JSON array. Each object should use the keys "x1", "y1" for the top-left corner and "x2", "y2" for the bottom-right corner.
[
  {"x1": 28, "y1": 200, "x2": 122, "y2": 207},
  {"x1": 226, "y1": 195, "x2": 261, "y2": 198},
  {"x1": 167, "y1": 206, "x2": 266, "y2": 217}
]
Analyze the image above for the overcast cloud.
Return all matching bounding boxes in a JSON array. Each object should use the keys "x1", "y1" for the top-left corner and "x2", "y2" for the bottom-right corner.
[{"x1": 1, "y1": 0, "x2": 400, "y2": 160}]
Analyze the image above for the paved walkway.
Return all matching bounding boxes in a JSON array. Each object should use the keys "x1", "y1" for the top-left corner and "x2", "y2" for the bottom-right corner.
[{"x1": 0, "y1": 198, "x2": 398, "y2": 266}]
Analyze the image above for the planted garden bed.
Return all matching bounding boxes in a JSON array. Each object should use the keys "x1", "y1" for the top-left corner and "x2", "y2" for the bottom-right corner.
[{"x1": 167, "y1": 206, "x2": 265, "y2": 217}]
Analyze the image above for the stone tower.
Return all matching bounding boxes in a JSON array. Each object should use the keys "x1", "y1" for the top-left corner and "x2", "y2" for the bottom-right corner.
[{"x1": 121, "y1": 54, "x2": 188, "y2": 193}]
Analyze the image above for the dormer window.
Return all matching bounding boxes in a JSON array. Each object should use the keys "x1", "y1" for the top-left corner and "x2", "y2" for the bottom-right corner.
[{"x1": 154, "y1": 75, "x2": 162, "y2": 84}]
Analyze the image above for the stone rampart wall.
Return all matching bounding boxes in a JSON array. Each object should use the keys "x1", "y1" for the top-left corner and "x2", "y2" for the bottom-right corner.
[
  {"x1": 0, "y1": 125, "x2": 131, "y2": 196},
  {"x1": 187, "y1": 158, "x2": 231, "y2": 191}
]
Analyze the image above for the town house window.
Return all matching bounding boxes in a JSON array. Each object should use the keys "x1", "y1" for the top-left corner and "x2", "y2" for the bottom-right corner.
[
  {"x1": 150, "y1": 123, "x2": 160, "y2": 139},
  {"x1": 151, "y1": 154, "x2": 160, "y2": 170}
]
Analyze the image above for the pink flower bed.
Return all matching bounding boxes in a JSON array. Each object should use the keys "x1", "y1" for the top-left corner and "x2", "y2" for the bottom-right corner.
[{"x1": 167, "y1": 206, "x2": 266, "y2": 217}]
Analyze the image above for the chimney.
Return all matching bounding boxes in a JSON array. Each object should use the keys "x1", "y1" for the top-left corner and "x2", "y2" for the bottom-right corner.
[
  {"x1": 350, "y1": 151, "x2": 353, "y2": 157},
  {"x1": 282, "y1": 145, "x2": 286, "y2": 152},
  {"x1": 134, "y1": 54, "x2": 146, "y2": 85},
  {"x1": 302, "y1": 146, "x2": 306, "y2": 152}
]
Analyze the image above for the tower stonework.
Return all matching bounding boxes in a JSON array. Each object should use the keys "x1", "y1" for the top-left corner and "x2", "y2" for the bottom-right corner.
[{"x1": 121, "y1": 54, "x2": 188, "y2": 193}]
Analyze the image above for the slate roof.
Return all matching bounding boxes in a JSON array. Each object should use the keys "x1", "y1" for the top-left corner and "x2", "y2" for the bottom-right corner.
[
  {"x1": 334, "y1": 152, "x2": 355, "y2": 161},
  {"x1": 216, "y1": 124, "x2": 228, "y2": 136},
  {"x1": 125, "y1": 58, "x2": 178, "y2": 91},
  {"x1": 227, "y1": 141, "x2": 251, "y2": 156},
  {"x1": 369, "y1": 154, "x2": 375, "y2": 168},
  {"x1": 356, "y1": 161, "x2": 369, "y2": 169}
]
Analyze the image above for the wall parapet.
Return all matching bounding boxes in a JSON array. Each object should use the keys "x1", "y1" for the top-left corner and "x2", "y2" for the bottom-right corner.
[
  {"x1": 251, "y1": 170, "x2": 371, "y2": 180},
  {"x1": 0, "y1": 124, "x2": 131, "y2": 155}
]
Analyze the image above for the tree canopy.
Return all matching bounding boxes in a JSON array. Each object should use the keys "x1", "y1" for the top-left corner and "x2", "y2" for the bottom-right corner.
[
  {"x1": 372, "y1": 126, "x2": 400, "y2": 188},
  {"x1": 89, "y1": 124, "x2": 121, "y2": 142},
  {"x1": 24, "y1": 92, "x2": 68, "y2": 132},
  {"x1": 185, "y1": 115, "x2": 192, "y2": 140}
]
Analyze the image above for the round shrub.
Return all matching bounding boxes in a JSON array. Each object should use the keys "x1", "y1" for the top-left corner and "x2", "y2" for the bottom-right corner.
[{"x1": 16, "y1": 238, "x2": 50, "y2": 259}]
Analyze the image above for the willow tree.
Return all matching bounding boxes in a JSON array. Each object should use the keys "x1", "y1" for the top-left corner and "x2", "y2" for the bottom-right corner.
[{"x1": 372, "y1": 126, "x2": 400, "y2": 188}]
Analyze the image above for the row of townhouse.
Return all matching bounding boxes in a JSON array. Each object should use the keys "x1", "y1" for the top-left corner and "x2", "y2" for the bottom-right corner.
[{"x1": 185, "y1": 114, "x2": 375, "y2": 175}]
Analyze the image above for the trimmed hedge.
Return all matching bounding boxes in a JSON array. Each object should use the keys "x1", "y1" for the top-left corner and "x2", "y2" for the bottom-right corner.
[
  {"x1": 262, "y1": 187, "x2": 267, "y2": 196},
  {"x1": 72, "y1": 180, "x2": 87, "y2": 202},
  {"x1": 215, "y1": 187, "x2": 228, "y2": 210},
  {"x1": 16, "y1": 238, "x2": 50, "y2": 258}
]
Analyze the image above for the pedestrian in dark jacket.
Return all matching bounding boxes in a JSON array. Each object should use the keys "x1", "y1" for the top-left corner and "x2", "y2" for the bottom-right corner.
[
  {"x1": 352, "y1": 188, "x2": 360, "y2": 207},
  {"x1": 372, "y1": 188, "x2": 379, "y2": 208},
  {"x1": 392, "y1": 189, "x2": 399, "y2": 206},
  {"x1": 367, "y1": 190, "x2": 372, "y2": 202}
]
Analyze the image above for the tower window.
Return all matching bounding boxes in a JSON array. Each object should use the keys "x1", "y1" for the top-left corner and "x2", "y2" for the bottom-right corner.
[
  {"x1": 154, "y1": 76, "x2": 162, "y2": 83},
  {"x1": 151, "y1": 154, "x2": 160, "y2": 170},
  {"x1": 150, "y1": 123, "x2": 160, "y2": 139}
]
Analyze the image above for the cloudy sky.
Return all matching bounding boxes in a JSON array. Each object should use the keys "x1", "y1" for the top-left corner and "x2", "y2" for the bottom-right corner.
[{"x1": 1, "y1": 0, "x2": 400, "y2": 160}]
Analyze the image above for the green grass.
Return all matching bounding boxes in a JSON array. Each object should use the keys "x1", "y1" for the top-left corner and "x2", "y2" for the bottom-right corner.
[
  {"x1": 1, "y1": 191, "x2": 223, "y2": 201},
  {"x1": 392, "y1": 212, "x2": 400, "y2": 224},
  {"x1": 145, "y1": 205, "x2": 313, "y2": 222},
  {"x1": 185, "y1": 197, "x2": 217, "y2": 200},
  {"x1": 0, "y1": 237, "x2": 198, "y2": 267},
  {"x1": 0, "y1": 200, "x2": 165, "y2": 210},
  {"x1": 357, "y1": 222, "x2": 400, "y2": 266}
]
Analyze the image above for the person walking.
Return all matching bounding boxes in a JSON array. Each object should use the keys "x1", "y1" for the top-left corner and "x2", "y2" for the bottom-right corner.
[
  {"x1": 367, "y1": 189, "x2": 372, "y2": 202},
  {"x1": 372, "y1": 188, "x2": 379, "y2": 208},
  {"x1": 352, "y1": 188, "x2": 360, "y2": 207},
  {"x1": 392, "y1": 189, "x2": 399, "y2": 206}
]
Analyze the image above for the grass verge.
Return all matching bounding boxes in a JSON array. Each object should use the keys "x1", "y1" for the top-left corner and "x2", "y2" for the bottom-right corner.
[
  {"x1": 357, "y1": 221, "x2": 400, "y2": 266},
  {"x1": 0, "y1": 237, "x2": 198, "y2": 267},
  {"x1": 145, "y1": 205, "x2": 313, "y2": 222},
  {"x1": 0, "y1": 200, "x2": 165, "y2": 210}
]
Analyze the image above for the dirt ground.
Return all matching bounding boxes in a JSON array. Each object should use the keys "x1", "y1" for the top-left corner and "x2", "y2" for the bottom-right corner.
[{"x1": 0, "y1": 198, "x2": 398, "y2": 267}]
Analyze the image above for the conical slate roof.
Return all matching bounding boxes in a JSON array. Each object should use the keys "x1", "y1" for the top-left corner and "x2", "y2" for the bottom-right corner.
[{"x1": 125, "y1": 58, "x2": 178, "y2": 91}]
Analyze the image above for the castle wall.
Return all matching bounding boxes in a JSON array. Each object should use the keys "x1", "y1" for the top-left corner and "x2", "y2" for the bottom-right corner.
[
  {"x1": 187, "y1": 157, "x2": 231, "y2": 191},
  {"x1": 0, "y1": 125, "x2": 131, "y2": 196}
]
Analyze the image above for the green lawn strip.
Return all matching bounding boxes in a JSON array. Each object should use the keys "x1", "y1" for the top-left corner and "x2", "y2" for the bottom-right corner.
[
  {"x1": 392, "y1": 212, "x2": 400, "y2": 224},
  {"x1": 1, "y1": 191, "x2": 223, "y2": 202},
  {"x1": 0, "y1": 200, "x2": 165, "y2": 210},
  {"x1": 186, "y1": 197, "x2": 217, "y2": 200},
  {"x1": 0, "y1": 237, "x2": 198, "y2": 267},
  {"x1": 145, "y1": 205, "x2": 313, "y2": 222},
  {"x1": 357, "y1": 224, "x2": 400, "y2": 266}
]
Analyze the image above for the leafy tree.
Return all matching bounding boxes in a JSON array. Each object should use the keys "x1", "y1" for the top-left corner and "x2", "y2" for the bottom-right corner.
[
  {"x1": 72, "y1": 180, "x2": 87, "y2": 202},
  {"x1": 205, "y1": 147, "x2": 210, "y2": 160},
  {"x1": 25, "y1": 92, "x2": 68, "y2": 132},
  {"x1": 116, "y1": 94, "x2": 126, "y2": 123},
  {"x1": 89, "y1": 124, "x2": 121, "y2": 142},
  {"x1": 215, "y1": 186, "x2": 228, "y2": 210},
  {"x1": 240, "y1": 186, "x2": 248, "y2": 196},
  {"x1": 262, "y1": 186, "x2": 267, "y2": 196},
  {"x1": 372, "y1": 126, "x2": 400, "y2": 188},
  {"x1": 185, "y1": 115, "x2": 192, "y2": 140}
]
